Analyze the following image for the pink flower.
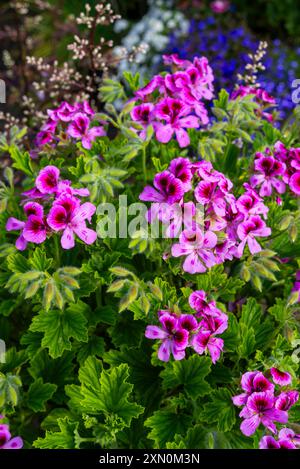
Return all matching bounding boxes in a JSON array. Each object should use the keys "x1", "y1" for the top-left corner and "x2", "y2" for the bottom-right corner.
[
  {"x1": 250, "y1": 155, "x2": 286, "y2": 197},
  {"x1": 240, "y1": 391, "x2": 288, "y2": 436},
  {"x1": 236, "y1": 184, "x2": 269, "y2": 219},
  {"x1": 55, "y1": 102, "x2": 76, "y2": 122},
  {"x1": 270, "y1": 367, "x2": 292, "y2": 386},
  {"x1": 162, "y1": 54, "x2": 191, "y2": 69},
  {"x1": 5, "y1": 218, "x2": 27, "y2": 251},
  {"x1": 35, "y1": 166, "x2": 60, "y2": 194},
  {"x1": 23, "y1": 202, "x2": 44, "y2": 218},
  {"x1": 47, "y1": 200, "x2": 97, "y2": 249},
  {"x1": 67, "y1": 112, "x2": 106, "y2": 149},
  {"x1": 232, "y1": 371, "x2": 274, "y2": 407},
  {"x1": 145, "y1": 313, "x2": 189, "y2": 361},
  {"x1": 139, "y1": 170, "x2": 184, "y2": 204},
  {"x1": 153, "y1": 98, "x2": 199, "y2": 148},
  {"x1": 171, "y1": 227, "x2": 218, "y2": 274},
  {"x1": 130, "y1": 103, "x2": 154, "y2": 139},
  {"x1": 23, "y1": 215, "x2": 47, "y2": 244},
  {"x1": 169, "y1": 157, "x2": 193, "y2": 192},
  {"x1": 289, "y1": 172, "x2": 300, "y2": 195},
  {"x1": 0, "y1": 423, "x2": 23, "y2": 450},
  {"x1": 275, "y1": 391, "x2": 299, "y2": 411},
  {"x1": 191, "y1": 330, "x2": 224, "y2": 363},
  {"x1": 259, "y1": 435, "x2": 296, "y2": 449},
  {"x1": 210, "y1": 0, "x2": 230, "y2": 13},
  {"x1": 189, "y1": 290, "x2": 219, "y2": 317},
  {"x1": 195, "y1": 180, "x2": 227, "y2": 217},
  {"x1": 236, "y1": 215, "x2": 271, "y2": 257},
  {"x1": 134, "y1": 75, "x2": 166, "y2": 100},
  {"x1": 278, "y1": 428, "x2": 300, "y2": 448}
]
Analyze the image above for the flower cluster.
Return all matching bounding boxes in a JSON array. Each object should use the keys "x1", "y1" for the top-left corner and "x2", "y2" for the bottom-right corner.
[
  {"x1": 231, "y1": 85, "x2": 276, "y2": 123},
  {"x1": 0, "y1": 415, "x2": 23, "y2": 450},
  {"x1": 35, "y1": 101, "x2": 106, "y2": 150},
  {"x1": 140, "y1": 157, "x2": 271, "y2": 273},
  {"x1": 250, "y1": 141, "x2": 300, "y2": 197},
  {"x1": 232, "y1": 369, "x2": 299, "y2": 441},
  {"x1": 260, "y1": 428, "x2": 300, "y2": 449},
  {"x1": 145, "y1": 290, "x2": 228, "y2": 363},
  {"x1": 166, "y1": 16, "x2": 300, "y2": 119},
  {"x1": 6, "y1": 166, "x2": 97, "y2": 250},
  {"x1": 131, "y1": 54, "x2": 214, "y2": 147}
]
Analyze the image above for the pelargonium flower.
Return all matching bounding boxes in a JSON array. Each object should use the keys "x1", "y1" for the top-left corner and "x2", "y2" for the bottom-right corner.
[
  {"x1": 236, "y1": 215, "x2": 271, "y2": 257},
  {"x1": 210, "y1": 0, "x2": 230, "y2": 14},
  {"x1": 171, "y1": 227, "x2": 218, "y2": 274},
  {"x1": 35, "y1": 165, "x2": 60, "y2": 194},
  {"x1": 153, "y1": 97, "x2": 199, "y2": 147},
  {"x1": 22, "y1": 215, "x2": 47, "y2": 245},
  {"x1": 130, "y1": 103, "x2": 154, "y2": 139},
  {"x1": 47, "y1": 200, "x2": 97, "y2": 249},
  {"x1": 259, "y1": 435, "x2": 296, "y2": 450},
  {"x1": 145, "y1": 290, "x2": 228, "y2": 364},
  {"x1": 168, "y1": 157, "x2": 193, "y2": 192},
  {"x1": 139, "y1": 170, "x2": 184, "y2": 204},
  {"x1": 270, "y1": 367, "x2": 292, "y2": 386},
  {"x1": 232, "y1": 371, "x2": 274, "y2": 407},
  {"x1": 278, "y1": 428, "x2": 300, "y2": 448},
  {"x1": 240, "y1": 391, "x2": 288, "y2": 436},
  {"x1": 236, "y1": 184, "x2": 269, "y2": 219},
  {"x1": 191, "y1": 330, "x2": 224, "y2": 364},
  {"x1": 67, "y1": 112, "x2": 106, "y2": 150},
  {"x1": 250, "y1": 154, "x2": 286, "y2": 197},
  {"x1": 289, "y1": 171, "x2": 300, "y2": 196},
  {"x1": 35, "y1": 100, "x2": 104, "y2": 152},
  {"x1": 275, "y1": 391, "x2": 299, "y2": 411},
  {"x1": 0, "y1": 420, "x2": 23, "y2": 450},
  {"x1": 145, "y1": 312, "x2": 189, "y2": 361},
  {"x1": 5, "y1": 218, "x2": 27, "y2": 251},
  {"x1": 192, "y1": 314, "x2": 228, "y2": 363}
]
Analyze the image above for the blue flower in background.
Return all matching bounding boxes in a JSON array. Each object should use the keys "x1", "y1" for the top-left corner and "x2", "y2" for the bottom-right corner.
[{"x1": 165, "y1": 17, "x2": 300, "y2": 120}]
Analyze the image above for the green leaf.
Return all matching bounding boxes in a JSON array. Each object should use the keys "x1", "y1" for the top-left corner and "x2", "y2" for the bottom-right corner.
[
  {"x1": 145, "y1": 410, "x2": 192, "y2": 448},
  {"x1": 80, "y1": 362, "x2": 144, "y2": 427},
  {"x1": 238, "y1": 325, "x2": 256, "y2": 358},
  {"x1": 29, "y1": 248, "x2": 53, "y2": 271},
  {"x1": 27, "y1": 378, "x2": 57, "y2": 412},
  {"x1": 240, "y1": 297, "x2": 262, "y2": 329},
  {"x1": 33, "y1": 418, "x2": 78, "y2": 449},
  {"x1": 201, "y1": 388, "x2": 236, "y2": 432},
  {"x1": 160, "y1": 355, "x2": 211, "y2": 399},
  {"x1": 30, "y1": 307, "x2": 88, "y2": 358},
  {"x1": 9, "y1": 145, "x2": 33, "y2": 176}
]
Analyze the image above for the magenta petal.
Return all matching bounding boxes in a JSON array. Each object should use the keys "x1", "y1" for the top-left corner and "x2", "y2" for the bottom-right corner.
[
  {"x1": 156, "y1": 124, "x2": 174, "y2": 144},
  {"x1": 259, "y1": 435, "x2": 280, "y2": 449},
  {"x1": 158, "y1": 340, "x2": 171, "y2": 362},
  {"x1": 270, "y1": 367, "x2": 292, "y2": 386},
  {"x1": 240, "y1": 415, "x2": 261, "y2": 436},
  {"x1": 72, "y1": 224, "x2": 97, "y2": 245},
  {"x1": 232, "y1": 393, "x2": 248, "y2": 407},
  {"x1": 6, "y1": 217, "x2": 25, "y2": 231},
  {"x1": 15, "y1": 234, "x2": 28, "y2": 251},
  {"x1": 61, "y1": 227, "x2": 75, "y2": 249},
  {"x1": 145, "y1": 326, "x2": 168, "y2": 340},
  {"x1": 72, "y1": 202, "x2": 96, "y2": 224},
  {"x1": 1, "y1": 436, "x2": 23, "y2": 449}
]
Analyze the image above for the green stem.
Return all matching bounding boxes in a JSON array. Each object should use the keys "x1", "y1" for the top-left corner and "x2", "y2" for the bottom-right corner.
[
  {"x1": 53, "y1": 235, "x2": 61, "y2": 269},
  {"x1": 142, "y1": 145, "x2": 147, "y2": 182}
]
